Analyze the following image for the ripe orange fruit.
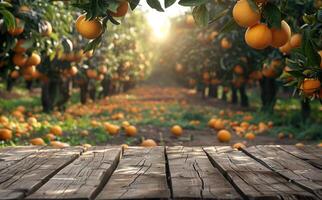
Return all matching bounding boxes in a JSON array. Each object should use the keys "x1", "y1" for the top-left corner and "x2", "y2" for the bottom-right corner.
[
  {"x1": 301, "y1": 79, "x2": 321, "y2": 95},
  {"x1": 186, "y1": 15, "x2": 195, "y2": 27},
  {"x1": 69, "y1": 66, "x2": 78, "y2": 76},
  {"x1": 125, "y1": 125, "x2": 137, "y2": 137},
  {"x1": 271, "y1": 20, "x2": 291, "y2": 48},
  {"x1": 233, "y1": 0, "x2": 261, "y2": 28},
  {"x1": 232, "y1": 142, "x2": 246, "y2": 150},
  {"x1": 50, "y1": 125, "x2": 63, "y2": 136},
  {"x1": 30, "y1": 138, "x2": 46, "y2": 146},
  {"x1": 99, "y1": 65, "x2": 108, "y2": 74},
  {"x1": 14, "y1": 39, "x2": 26, "y2": 53},
  {"x1": 23, "y1": 65, "x2": 36, "y2": 77},
  {"x1": 45, "y1": 133, "x2": 56, "y2": 141},
  {"x1": 217, "y1": 130, "x2": 231, "y2": 143},
  {"x1": 110, "y1": 1, "x2": 129, "y2": 17},
  {"x1": 279, "y1": 41, "x2": 292, "y2": 54},
  {"x1": 86, "y1": 69, "x2": 98, "y2": 79},
  {"x1": 12, "y1": 53, "x2": 28, "y2": 67},
  {"x1": 213, "y1": 120, "x2": 225, "y2": 130},
  {"x1": 208, "y1": 31, "x2": 218, "y2": 41},
  {"x1": 10, "y1": 70, "x2": 20, "y2": 79},
  {"x1": 105, "y1": 123, "x2": 120, "y2": 136},
  {"x1": 290, "y1": 34, "x2": 302, "y2": 48},
  {"x1": 26, "y1": 53, "x2": 41, "y2": 66},
  {"x1": 245, "y1": 132, "x2": 255, "y2": 140},
  {"x1": 75, "y1": 15, "x2": 102, "y2": 39},
  {"x1": 122, "y1": 121, "x2": 130, "y2": 128},
  {"x1": 50, "y1": 141, "x2": 70, "y2": 148},
  {"x1": 8, "y1": 18, "x2": 24, "y2": 36},
  {"x1": 317, "y1": 143, "x2": 322, "y2": 147},
  {"x1": 262, "y1": 67, "x2": 276, "y2": 78},
  {"x1": 208, "y1": 118, "x2": 217, "y2": 128},
  {"x1": 295, "y1": 143, "x2": 304, "y2": 148},
  {"x1": 121, "y1": 144, "x2": 129, "y2": 149},
  {"x1": 221, "y1": 38, "x2": 232, "y2": 49},
  {"x1": 233, "y1": 65, "x2": 244, "y2": 74},
  {"x1": 245, "y1": 24, "x2": 272, "y2": 49},
  {"x1": 0, "y1": 129, "x2": 12, "y2": 141},
  {"x1": 141, "y1": 139, "x2": 157, "y2": 147},
  {"x1": 171, "y1": 125, "x2": 183, "y2": 137},
  {"x1": 41, "y1": 21, "x2": 52, "y2": 36}
]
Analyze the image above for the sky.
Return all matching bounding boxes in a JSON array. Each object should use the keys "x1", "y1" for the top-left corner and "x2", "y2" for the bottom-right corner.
[{"x1": 138, "y1": 2, "x2": 190, "y2": 40}]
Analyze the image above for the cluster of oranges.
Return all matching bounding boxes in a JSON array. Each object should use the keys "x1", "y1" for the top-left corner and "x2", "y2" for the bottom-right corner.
[
  {"x1": 232, "y1": 0, "x2": 298, "y2": 50},
  {"x1": 75, "y1": 1, "x2": 129, "y2": 39}
]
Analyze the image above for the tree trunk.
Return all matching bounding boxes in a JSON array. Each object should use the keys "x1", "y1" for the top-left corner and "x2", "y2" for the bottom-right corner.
[
  {"x1": 208, "y1": 84, "x2": 218, "y2": 98},
  {"x1": 25, "y1": 80, "x2": 33, "y2": 91},
  {"x1": 231, "y1": 86, "x2": 238, "y2": 104},
  {"x1": 260, "y1": 77, "x2": 278, "y2": 112},
  {"x1": 6, "y1": 78, "x2": 14, "y2": 92},
  {"x1": 88, "y1": 80, "x2": 96, "y2": 101},
  {"x1": 41, "y1": 79, "x2": 58, "y2": 113},
  {"x1": 100, "y1": 76, "x2": 111, "y2": 98},
  {"x1": 239, "y1": 84, "x2": 249, "y2": 107},
  {"x1": 79, "y1": 81, "x2": 88, "y2": 104},
  {"x1": 56, "y1": 78, "x2": 72, "y2": 111},
  {"x1": 301, "y1": 99, "x2": 311, "y2": 121}
]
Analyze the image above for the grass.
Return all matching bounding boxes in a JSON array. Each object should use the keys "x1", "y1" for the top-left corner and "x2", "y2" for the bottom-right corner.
[{"x1": 0, "y1": 84, "x2": 321, "y2": 147}]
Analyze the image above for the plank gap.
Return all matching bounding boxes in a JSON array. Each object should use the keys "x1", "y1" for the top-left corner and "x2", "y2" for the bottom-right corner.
[
  {"x1": 163, "y1": 146, "x2": 174, "y2": 200},
  {"x1": 203, "y1": 148, "x2": 249, "y2": 200}
]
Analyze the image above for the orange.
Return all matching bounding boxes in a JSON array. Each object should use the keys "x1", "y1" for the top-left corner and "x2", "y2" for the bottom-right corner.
[
  {"x1": 208, "y1": 31, "x2": 218, "y2": 41},
  {"x1": 141, "y1": 139, "x2": 157, "y2": 147},
  {"x1": 233, "y1": 0, "x2": 260, "y2": 28},
  {"x1": 171, "y1": 125, "x2": 183, "y2": 137},
  {"x1": 290, "y1": 34, "x2": 302, "y2": 48},
  {"x1": 12, "y1": 53, "x2": 28, "y2": 67},
  {"x1": 213, "y1": 119, "x2": 225, "y2": 130},
  {"x1": 232, "y1": 142, "x2": 246, "y2": 150},
  {"x1": 262, "y1": 67, "x2": 276, "y2": 78},
  {"x1": 208, "y1": 118, "x2": 217, "y2": 128},
  {"x1": 99, "y1": 65, "x2": 107, "y2": 74},
  {"x1": 110, "y1": 1, "x2": 129, "y2": 17},
  {"x1": 125, "y1": 125, "x2": 137, "y2": 137},
  {"x1": 8, "y1": 18, "x2": 24, "y2": 36},
  {"x1": 69, "y1": 66, "x2": 78, "y2": 76},
  {"x1": 122, "y1": 121, "x2": 130, "y2": 128},
  {"x1": 233, "y1": 65, "x2": 244, "y2": 74},
  {"x1": 50, "y1": 141, "x2": 70, "y2": 148},
  {"x1": 245, "y1": 132, "x2": 255, "y2": 140},
  {"x1": 245, "y1": 24, "x2": 272, "y2": 49},
  {"x1": 295, "y1": 143, "x2": 304, "y2": 148},
  {"x1": 41, "y1": 21, "x2": 52, "y2": 36},
  {"x1": 19, "y1": 5, "x2": 31, "y2": 13},
  {"x1": 317, "y1": 143, "x2": 322, "y2": 147},
  {"x1": 75, "y1": 15, "x2": 102, "y2": 39},
  {"x1": 279, "y1": 41, "x2": 292, "y2": 54},
  {"x1": 26, "y1": 53, "x2": 41, "y2": 66},
  {"x1": 82, "y1": 144, "x2": 92, "y2": 149},
  {"x1": 186, "y1": 15, "x2": 195, "y2": 27},
  {"x1": 23, "y1": 65, "x2": 36, "y2": 77},
  {"x1": 105, "y1": 123, "x2": 120, "y2": 136},
  {"x1": 271, "y1": 20, "x2": 291, "y2": 48},
  {"x1": 86, "y1": 69, "x2": 98, "y2": 79},
  {"x1": 50, "y1": 125, "x2": 63, "y2": 136},
  {"x1": 45, "y1": 133, "x2": 56, "y2": 141},
  {"x1": 217, "y1": 130, "x2": 231, "y2": 143},
  {"x1": 14, "y1": 39, "x2": 26, "y2": 53},
  {"x1": 10, "y1": 70, "x2": 20, "y2": 79},
  {"x1": 221, "y1": 38, "x2": 232, "y2": 49},
  {"x1": 121, "y1": 144, "x2": 129, "y2": 149},
  {"x1": 30, "y1": 138, "x2": 46, "y2": 146},
  {"x1": 0, "y1": 129, "x2": 12, "y2": 141},
  {"x1": 80, "y1": 130, "x2": 89, "y2": 137},
  {"x1": 301, "y1": 79, "x2": 320, "y2": 95}
]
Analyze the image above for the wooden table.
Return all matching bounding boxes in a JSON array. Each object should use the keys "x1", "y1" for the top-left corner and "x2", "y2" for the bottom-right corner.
[{"x1": 0, "y1": 145, "x2": 321, "y2": 200}]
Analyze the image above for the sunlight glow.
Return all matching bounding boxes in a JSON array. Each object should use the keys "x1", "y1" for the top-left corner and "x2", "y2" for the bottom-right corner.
[{"x1": 140, "y1": 2, "x2": 189, "y2": 41}]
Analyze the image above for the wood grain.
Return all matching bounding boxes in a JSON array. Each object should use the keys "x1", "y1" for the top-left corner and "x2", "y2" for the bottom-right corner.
[
  {"x1": 0, "y1": 147, "x2": 83, "y2": 199},
  {"x1": 204, "y1": 146, "x2": 317, "y2": 200},
  {"x1": 96, "y1": 147, "x2": 170, "y2": 200},
  {"x1": 27, "y1": 146, "x2": 121, "y2": 200},
  {"x1": 167, "y1": 146, "x2": 241, "y2": 200},
  {"x1": 243, "y1": 145, "x2": 322, "y2": 198}
]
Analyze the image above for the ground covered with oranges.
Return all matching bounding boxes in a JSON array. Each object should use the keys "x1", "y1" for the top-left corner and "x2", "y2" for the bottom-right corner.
[{"x1": 0, "y1": 85, "x2": 321, "y2": 148}]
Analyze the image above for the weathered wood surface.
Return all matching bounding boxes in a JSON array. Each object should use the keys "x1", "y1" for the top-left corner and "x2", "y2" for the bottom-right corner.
[
  {"x1": 167, "y1": 146, "x2": 241, "y2": 200},
  {"x1": 243, "y1": 145, "x2": 322, "y2": 198},
  {"x1": 27, "y1": 147, "x2": 121, "y2": 200},
  {"x1": 204, "y1": 146, "x2": 317, "y2": 200},
  {"x1": 280, "y1": 145, "x2": 322, "y2": 169},
  {"x1": 0, "y1": 147, "x2": 83, "y2": 199},
  {"x1": 96, "y1": 147, "x2": 170, "y2": 200},
  {"x1": 0, "y1": 146, "x2": 42, "y2": 171},
  {"x1": 0, "y1": 145, "x2": 320, "y2": 200}
]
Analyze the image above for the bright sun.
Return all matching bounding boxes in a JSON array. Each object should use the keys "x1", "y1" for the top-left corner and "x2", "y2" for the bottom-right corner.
[{"x1": 146, "y1": 13, "x2": 170, "y2": 40}]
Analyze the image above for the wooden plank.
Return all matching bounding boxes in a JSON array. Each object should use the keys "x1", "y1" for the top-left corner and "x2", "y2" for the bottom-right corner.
[
  {"x1": 280, "y1": 145, "x2": 322, "y2": 169},
  {"x1": 204, "y1": 146, "x2": 317, "y2": 200},
  {"x1": 243, "y1": 145, "x2": 322, "y2": 198},
  {"x1": 96, "y1": 147, "x2": 170, "y2": 200},
  {"x1": 0, "y1": 147, "x2": 83, "y2": 199},
  {"x1": 167, "y1": 146, "x2": 241, "y2": 200},
  {"x1": 0, "y1": 146, "x2": 42, "y2": 172},
  {"x1": 27, "y1": 146, "x2": 121, "y2": 200},
  {"x1": 0, "y1": 189, "x2": 24, "y2": 200}
]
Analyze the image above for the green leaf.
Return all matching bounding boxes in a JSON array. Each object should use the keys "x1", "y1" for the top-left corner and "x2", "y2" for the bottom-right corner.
[
  {"x1": 129, "y1": 0, "x2": 140, "y2": 10},
  {"x1": 0, "y1": 9, "x2": 15, "y2": 29},
  {"x1": 146, "y1": 0, "x2": 164, "y2": 12},
  {"x1": 165, "y1": 0, "x2": 176, "y2": 8},
  {"x1": 247, "y1": 0, "x2": 259, "y2": 13},
  {"x1": 178, "y1": 0, "x2": 207, "y2": 6},
  {"x1": 220, "y1": 18, "x2": 238, "y2": 34},
  {"x1": 192, "y1": 5, "x2": 209, "y2": 27},
  {"x1": 262, "y1": 2, "x2": 281, "y2": 28}
]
